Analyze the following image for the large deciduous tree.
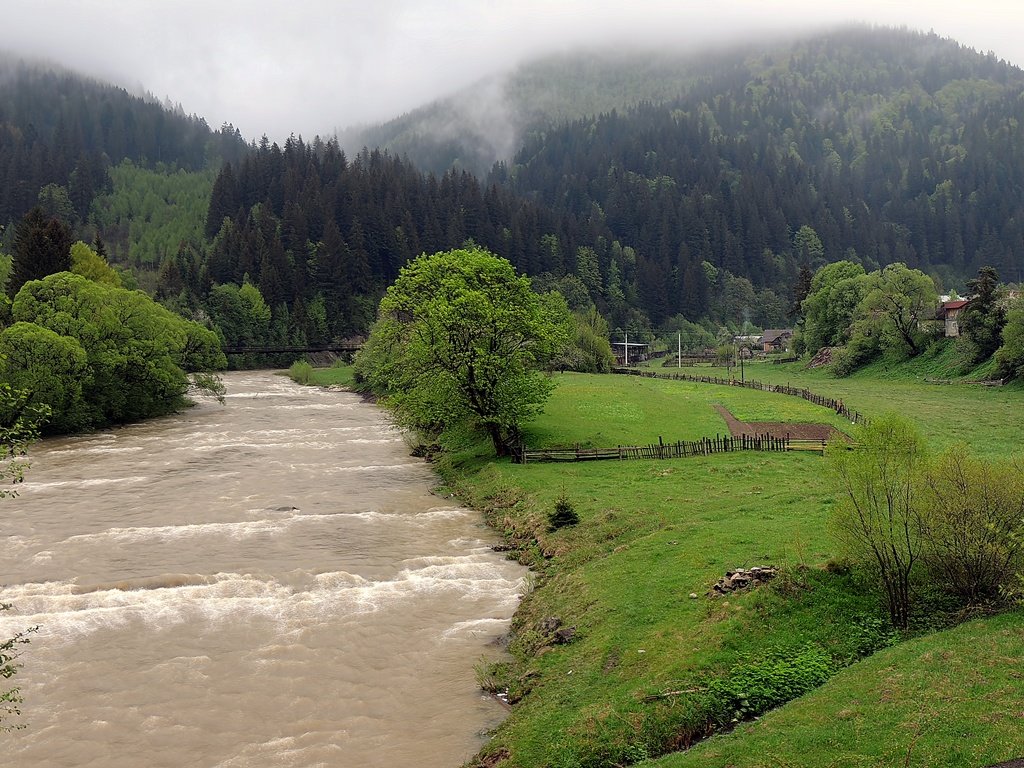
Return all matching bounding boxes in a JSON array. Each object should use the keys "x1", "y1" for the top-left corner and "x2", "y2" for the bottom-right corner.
[
  {"x1": 10, "y1": 272, "x2": 226, "y2": 430},
  {"x1": 800, "y1": 260, "x2": 873, "y2": 354},
  {"x1": 855, "y1": 263, "x2": 937, "y2": 358},
  {"x1": 994, "y1": 298, "x2": 1024, "y2": 381},
  {"x1": 356, "y1": 246, "x2": 569, "y2": 456}
]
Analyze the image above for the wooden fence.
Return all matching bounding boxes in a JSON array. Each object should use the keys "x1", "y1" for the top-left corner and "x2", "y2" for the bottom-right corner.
[
  {"x1": 513, "y1": 433, "x2": 836, "y2": 464},
  {"x1": 612, "y1": 368, "x2": 868, "y2": 425}
]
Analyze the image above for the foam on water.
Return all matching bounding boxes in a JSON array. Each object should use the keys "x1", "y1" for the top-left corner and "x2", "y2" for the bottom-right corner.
[
  {"x1": 19, "y1": 475, "x2": 150, "y2": 493},
  {"x1": 0, "y1": 557, "x2": 523, "y2": 642},
  {"x1": 2, "y1": 371, "x2": 527, "y2": 768}
]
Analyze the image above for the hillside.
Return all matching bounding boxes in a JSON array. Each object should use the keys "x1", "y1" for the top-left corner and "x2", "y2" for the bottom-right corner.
[
  {"x1": 6, "y1": 26, "x2": 1024, "y2": 363},
  {"x1": 335, "y1": 26, "x2": 1024, "y2": 336},
  {"x1": 336, "y1": 49, "x2": 714, "y2": 177},
  {"x1": 433, "y1": 366, "x2": 1024, "y2": 767},
  {"x1": 0, "y1": 53, "x2": 248, "y2": 235},
  {"x1": 496, "y1": 27, "x2": 1024, "y2": 326}
]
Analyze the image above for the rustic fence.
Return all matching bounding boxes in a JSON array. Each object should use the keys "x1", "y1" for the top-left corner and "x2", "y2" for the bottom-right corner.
[
  {"x1": 513, "y1": 433, "x2": 835, "y2": 464},
  {"x1": 612, "y1": 368, "x2": 868, "y2": 425}
]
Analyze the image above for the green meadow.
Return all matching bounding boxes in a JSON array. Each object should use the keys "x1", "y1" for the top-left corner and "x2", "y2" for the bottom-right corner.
[{"x1": 432, "y1": 369, "x2": 1024, "y2": 767}]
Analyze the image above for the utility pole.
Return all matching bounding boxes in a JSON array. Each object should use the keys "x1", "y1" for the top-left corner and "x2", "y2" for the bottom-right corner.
[{"x1": 678, "y1": 331, "x2": 682, "y2": 369}]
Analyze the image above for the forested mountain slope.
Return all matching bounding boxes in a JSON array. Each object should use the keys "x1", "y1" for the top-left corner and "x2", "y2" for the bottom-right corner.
[
  {"x1": 0, "y1": 54, "x2": 247, "y2": 231},
  {"x1": 495, "y1": 27, "x2": 1024, "y2": 323},
  {"x1": 194, "y1": 137, "x2": 608, "y2": 340},
  {"x1": 337, "y1": 49, "x2": 712, "y2": 178},
  {"x1": 7, "y1": 26, "x2": 1024, "y2": 356}
]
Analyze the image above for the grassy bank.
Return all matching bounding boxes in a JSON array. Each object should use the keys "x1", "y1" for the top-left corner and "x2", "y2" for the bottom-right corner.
[
  {"x1": 653, "y1": 609, "x2": 1024, "y2": 767},
  {"x1": 432, "y1": 371, "x2": 1023, "y2": 767},
  {"x1": 285, "y1": 359, "x2": 355, "y2": 388}
]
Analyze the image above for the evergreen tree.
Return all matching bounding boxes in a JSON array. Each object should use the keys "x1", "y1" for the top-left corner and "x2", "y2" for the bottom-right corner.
[
  {"x1": 959, "y1": 266, "x2": 1006, "y2": 364},
  {"x1": 9, "y1": 207, "x2": 72, "y2": 297}
]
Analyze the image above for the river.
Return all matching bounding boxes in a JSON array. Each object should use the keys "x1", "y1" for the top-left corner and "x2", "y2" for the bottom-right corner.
[{"x1": 0, "y1": 371, "x2": 526, "y2": 767}]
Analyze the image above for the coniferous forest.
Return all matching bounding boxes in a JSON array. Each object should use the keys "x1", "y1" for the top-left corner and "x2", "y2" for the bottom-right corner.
[{"x1": 3, "y1": 26, "x2": 1024, "y2": 366}]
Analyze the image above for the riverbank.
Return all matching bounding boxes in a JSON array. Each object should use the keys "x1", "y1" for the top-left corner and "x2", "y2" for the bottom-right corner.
[
  {"x1": 430, "y1": 370, "x2": 1024, "y2": 767},
  {"x1": 292, "y1": 363, "x2": 1024, "y2": 766}
]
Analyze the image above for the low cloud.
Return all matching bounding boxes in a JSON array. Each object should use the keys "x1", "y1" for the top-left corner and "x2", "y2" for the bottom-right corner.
[{"x1": 1, "y1": 0, "x2": 1021, "y2": 141}]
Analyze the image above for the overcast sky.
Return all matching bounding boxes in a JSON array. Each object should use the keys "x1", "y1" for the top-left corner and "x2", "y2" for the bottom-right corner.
[{"x1": 4, "y1": 1, "x2": 1024, "y2": 141}]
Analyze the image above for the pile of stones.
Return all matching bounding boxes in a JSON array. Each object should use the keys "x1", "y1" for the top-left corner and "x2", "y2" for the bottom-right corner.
[{"x1": 708, "y1": 566, "x2": 778, "y2": 596}]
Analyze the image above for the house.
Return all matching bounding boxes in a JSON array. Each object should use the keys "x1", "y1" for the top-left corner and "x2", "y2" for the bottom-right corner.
[
  {"x1": 936, "y1": 299, "x2": 969, "y2": 338},
  {"x1": 759, "y1": 329, "x2": 793, "y2": 353}
]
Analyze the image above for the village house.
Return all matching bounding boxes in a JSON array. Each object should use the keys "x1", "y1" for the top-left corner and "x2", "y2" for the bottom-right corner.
[
  {"x1": 759, "y1": 328, "x2": 793, "y2": 353},
  {"x1": 936, "y1": 299, "x2": 969, "y2": 337}
]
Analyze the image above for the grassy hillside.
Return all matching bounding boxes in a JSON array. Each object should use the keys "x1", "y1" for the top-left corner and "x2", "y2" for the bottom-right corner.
[
  {"x1": 429, "y1": 370, "x2": 1024, "y2": 767},
  {"x1": 653, "y1": 609, "x2": 1024, "y2": 767}
]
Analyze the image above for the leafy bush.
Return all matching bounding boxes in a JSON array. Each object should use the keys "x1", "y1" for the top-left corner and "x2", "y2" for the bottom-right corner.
[
  {"x1": 828, "y1": 415, "x2": 927, "y2": 629},
  {"x1": 705, "y1": 644, "x2": 835, "y2": 725},
  {"x1": 918, "y1": 446, "x2": 1024, "y2": 602}
]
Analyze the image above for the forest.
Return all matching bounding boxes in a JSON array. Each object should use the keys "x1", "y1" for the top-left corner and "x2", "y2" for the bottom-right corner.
[{"x1": 3, "y1": 26, "x2": 1024, "y2": 421}]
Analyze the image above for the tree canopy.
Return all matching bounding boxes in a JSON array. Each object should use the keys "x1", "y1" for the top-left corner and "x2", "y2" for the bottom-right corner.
[
  {"x1": 355, "y1": 246, "x2": 569, "y2": 456},
  {"x1": 8, "y1": 272, "x2": 225, "y2": 432}
]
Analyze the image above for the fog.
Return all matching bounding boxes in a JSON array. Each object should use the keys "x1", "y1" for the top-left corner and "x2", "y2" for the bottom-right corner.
[{"x1": 3, "y1": 0, "x2": 1023, "y2": 141}]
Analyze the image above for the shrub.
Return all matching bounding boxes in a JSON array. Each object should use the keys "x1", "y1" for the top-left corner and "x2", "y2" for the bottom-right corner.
[
  {"x1": 548, "y1": 491, "x2": 580, "y2": 530},
  {"x1": 828, "y1": 415, "x2": 927, "y2": 629},
  {"x1": 288, "y1": 359, "x2": 313, "y2": 385},
  {"x1": 918, "y1": 446, "x2": 1024, "y2": 602}
]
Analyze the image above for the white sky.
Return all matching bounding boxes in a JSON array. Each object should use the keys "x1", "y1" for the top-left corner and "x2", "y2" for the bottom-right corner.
[{"x1": 4, "y1": 1, "x2": 1024, "y2": 141}]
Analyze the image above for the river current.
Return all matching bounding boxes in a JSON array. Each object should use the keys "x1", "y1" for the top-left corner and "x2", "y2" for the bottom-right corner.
[{"x1": 0, "y1": 371, "x2": 526, "y2": 767}]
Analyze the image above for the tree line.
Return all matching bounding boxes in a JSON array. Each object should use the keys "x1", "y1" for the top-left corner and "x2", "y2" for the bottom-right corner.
[
  {"x1": 795, "y1": 258, "x2": 1024, "y2": 380},
  {"x1": 2, "y1": 207, "x2": 225, "y2": 434},
  {"x1": 0, "y1": 57, "x2": 247, "y2": 231}
]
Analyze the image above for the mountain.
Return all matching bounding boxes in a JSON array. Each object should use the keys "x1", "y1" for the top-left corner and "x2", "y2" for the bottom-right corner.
[
  {"x1": 336, "y1": 48, "x2": 716, "y2": 177},
  {"x1": 0, "y1": 54, "x2": 248, "y2": 230},
  {"x1": 8, "y1": 26, "x2": 1024, "y2": 358},
  {"x1": 492, "y1": 26, "x2": 1024, "y2": 324}
]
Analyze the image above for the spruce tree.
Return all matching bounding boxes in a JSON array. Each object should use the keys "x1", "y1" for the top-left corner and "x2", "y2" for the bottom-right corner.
[{"x1": 8, "y1": 207, "x2": 72, "y2": 297}]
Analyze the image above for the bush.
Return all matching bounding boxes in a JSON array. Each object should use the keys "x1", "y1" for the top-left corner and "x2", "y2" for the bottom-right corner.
[
  {"x1": 705, "y1": 644, "x2": 835, "y2": 725},
  {"x1": 288, "y1": 359, "x2": 313, "y2": 385},
  {"x1": 828, "y1": 415, "x2": 927, "y2": 629},
  {"x1": 548, "y1": 492, "x2": 579, "y2": 530},
  {"x1": 918, "y1": 446, "x2": 1024, "y2": 602}
]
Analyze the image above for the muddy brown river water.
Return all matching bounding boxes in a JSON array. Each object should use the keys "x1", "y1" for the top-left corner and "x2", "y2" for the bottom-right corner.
[{"x1": 0, "y1": 371, "x2": 526, "y2": 767}]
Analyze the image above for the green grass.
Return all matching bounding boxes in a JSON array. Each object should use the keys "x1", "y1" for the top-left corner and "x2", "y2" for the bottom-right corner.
[
  {"x1": 643, "y1": 358, "x2": 1024, "y2": 458},
  {"x1": 652, "y1": 609, "x2": 1024, "y2": 768},
  {"x1": 524, "y1": 373, "x2": 853, "y2": 448},
  {"x1": 436, "y1": 371, "x2": 1024, "y2": 768},
  {"x1": 285, "y1": 360, "x2": 355, "y2": 388}
]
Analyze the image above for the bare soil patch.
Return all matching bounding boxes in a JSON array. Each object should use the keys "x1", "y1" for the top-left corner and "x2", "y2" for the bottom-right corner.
[{"x1": 713, "y1": 404, "x2": 841, "y2": 441}]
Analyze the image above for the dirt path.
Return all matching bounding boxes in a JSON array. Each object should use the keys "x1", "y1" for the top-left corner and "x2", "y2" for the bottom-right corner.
[{"x1": 713, "y1": 404, "x2": 840, "y2": 441}]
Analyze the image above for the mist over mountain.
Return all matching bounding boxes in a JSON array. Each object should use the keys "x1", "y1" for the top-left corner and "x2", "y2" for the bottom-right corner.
[
  {"x1": 4, "y1": 24, "x2": 1024, "y2": 355},
  {"x1": 336, "y1": 45, "x2": 728, "y2": 178}
]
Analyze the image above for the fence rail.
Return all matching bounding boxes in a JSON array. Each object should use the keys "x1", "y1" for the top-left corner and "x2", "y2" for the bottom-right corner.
[
  {"x1": 612, "y1": 368, "x2": 868, "y2": 425},
  {"x1": 512, "y1": 433, "x2": 834, "y2": 464}
]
